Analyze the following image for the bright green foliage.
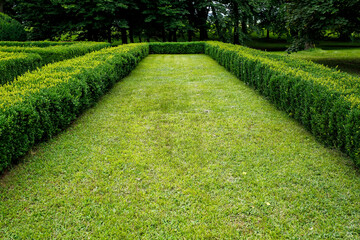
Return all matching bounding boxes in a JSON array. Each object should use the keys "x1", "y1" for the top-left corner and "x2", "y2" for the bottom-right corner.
[
  {"x1": 204, "y1": 41, "x2": 360, "y2": 165},
  {"x1": 0, "y1": 43, "x2": 149, "y2": 172},
  {"x1": 0, "y1": 13, "x2": 27, "y2": 41},
  {"x1": 0, "y1": 51, "x2": 42, "y2": 85},
  {"x1": 149, "y1": 42, "x2": 204, "y2": 54},
  {"x1": 0, "y1": 42, "x2": 110, "y2": 65},
  {"x1": 0, "y1": 41, "x2": 73, "y2": 47},
  {"x1": 1, "y1": 54, "x2": 359, "y2": 238}
]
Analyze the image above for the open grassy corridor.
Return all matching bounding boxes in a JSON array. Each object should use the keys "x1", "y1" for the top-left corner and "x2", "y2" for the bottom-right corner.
[{"x1": 1, "y1": 54, "x2": 360, "y2": 239}]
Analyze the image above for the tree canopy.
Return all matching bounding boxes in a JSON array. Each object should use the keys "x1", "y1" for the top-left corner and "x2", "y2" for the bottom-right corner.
[
  {"x1": 2, "y1": 0, "x2": 359, "y2": 49},
  {"x1": 0, "y1": 12, "x2": 27, "y2": 41}
]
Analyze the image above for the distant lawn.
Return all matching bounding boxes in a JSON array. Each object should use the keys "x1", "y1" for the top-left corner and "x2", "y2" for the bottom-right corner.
[
  {"x1": 1, "y1": 55, "x2": 360, "y2": 239},
  {"x1": 246, "y1": 39, "x2": 360, "y2": 52},
  {"x1": 274, "y1": 48, "x2": 360, "y2": 76}
]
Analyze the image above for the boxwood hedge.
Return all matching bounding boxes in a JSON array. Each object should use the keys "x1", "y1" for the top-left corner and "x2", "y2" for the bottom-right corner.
[
  {"x1": 0, "y1": 41, "x2": 74, "y2": 47},
  {"x1": 0, "y1": 43, "x2": 149, "y2": 172},
  {"x1": 0, "y1": 42, "x2": 110, "y2": 65},
  {"x1": 149, "y1": 42, "x2": 204, "y2": 54},
  {"x1": 0, "y1": 51, "x2": 42, "y2": 85}
]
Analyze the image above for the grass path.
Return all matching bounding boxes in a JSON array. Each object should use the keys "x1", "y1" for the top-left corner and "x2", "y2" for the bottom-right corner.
[{"x1": 1, "y1": 55, "x2": 360, "y2": 239}]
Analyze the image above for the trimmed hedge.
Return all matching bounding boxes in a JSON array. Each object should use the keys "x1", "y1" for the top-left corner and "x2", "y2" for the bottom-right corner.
[
  {"x1": 0, "y1": 51, "x2": 42, "y2": 85},
  {"x1": 0, "y1": 42, "x2": 110, "y2": 65},
  {"x1": 0, "y1": 13, "x2": 27, "y2": 41},
  {"x1": 149, "y1": 42, "x2": 205, "y2": 54},
  {"x1": 0, "y1": 41, "x2": 74, "y2": 47},
  {"x1": 0, "y1": 43, "x2": 149, "y2": 172},
  {"x1": 204, "y1": 41, "x2": 360, "y2": 166}
]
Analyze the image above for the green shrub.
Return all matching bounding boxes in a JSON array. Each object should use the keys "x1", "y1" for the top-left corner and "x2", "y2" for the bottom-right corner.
[
  {"x1": 205, "y1": 41, "x2": 360, "y2": 166},
  {"x1": 0, "y1": 42, "x2": 110, "y2": 66},
  {"x1": 0, "y1": 13, "x2": 27, "y2": 41},
  {"x1": 0, "y1": 51, "x2": 42, "y2": 85},
  {"x1": 0, "y1": 41, "x2": 74, "y2": 47},
  {"x1": 149, "y1": 42, "x2": 205, "y2": 54},
  {"x1": 0, "y1": 43, "x2": 149, "y2": 172}
]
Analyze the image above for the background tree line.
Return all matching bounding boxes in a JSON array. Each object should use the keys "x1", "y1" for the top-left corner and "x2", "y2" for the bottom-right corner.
[{"x1": 1, "y1": 0, "x2": 359, "y2": 50}]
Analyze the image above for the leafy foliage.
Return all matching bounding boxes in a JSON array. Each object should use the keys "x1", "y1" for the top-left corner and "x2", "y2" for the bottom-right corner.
[
  {"x1": 0, "y1": 51, "x2": 41, "y2": 85},
  {"x1": 0, "y1": 42, "x2": 109, "y2": 65},
  {"x1": 286, "y1": 0, "x2": 360, "y2": 50},
  {"x1": 0, "y1": 12, "x2": 26, "y2": 41},
  {"x1": 149, "y1": 42, "x2": 204, "y2": 54}
]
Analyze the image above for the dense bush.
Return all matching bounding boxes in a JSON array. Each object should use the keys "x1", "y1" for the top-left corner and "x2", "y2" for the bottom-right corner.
[
  {"x1": 0, "y1": 42, "x2": 110, "y2": 65},
  {"x1": 0, "y1": 13, "x2": 27, "y2": 41},
  {"x1": 205, "y1": 41, "x2": 360, "y2": 166},
  {"x1": 0, "y1": 43, "x2": 149, "y2": 172},
  {"x1": 0, "y1": 41, "x2": 74, "y2": 47},
  {"x1": 149, "y1": 42, "x2": 205, "y2": 54},
  {"x1": 0, "y1": 52, "x2": 42, "y2": 85}
]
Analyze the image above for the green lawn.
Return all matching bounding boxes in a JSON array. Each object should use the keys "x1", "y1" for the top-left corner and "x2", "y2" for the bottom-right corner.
[
  {"x1": 1, "y1": 55, "x2": 360, "y2": 239},
  {"x1": 274, "y1": 48, "x2": 360, "y2": 76}
]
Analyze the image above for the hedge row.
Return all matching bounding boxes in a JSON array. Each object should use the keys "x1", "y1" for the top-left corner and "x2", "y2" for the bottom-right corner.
[
  {"x1": 204, "y1": 41, "x2": 360, "y2": 165},
  {"x1": 0, "y1": 43, "x2": 149, "y2": 172},
  {"x1": 0, "y1": 52, "x2": 42, "y2": 85},
  {"x1": 0, "y1": 42, "x2": 110, "y2": 65},
  {"x1": 0, "y1": 41, "x2": 74, "y2": 47},
  {"x1": 149, "y1": 42, "x2": 205, "y2": 54}
]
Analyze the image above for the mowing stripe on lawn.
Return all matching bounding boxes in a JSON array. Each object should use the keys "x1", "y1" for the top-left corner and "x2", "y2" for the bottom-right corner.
[{"x1": 0, "y1": 55, "x2": 359, "y2": 239}]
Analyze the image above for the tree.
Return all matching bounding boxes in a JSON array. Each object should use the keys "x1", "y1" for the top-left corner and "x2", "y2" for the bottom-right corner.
[
  {"x1": 142, "y1": 0, "x2": 188, "y2": 42},
  {"x1": 9, "y1": 0, "x2": 67, "y2": 40},
  {"x1": 286, "y1": 0, "x2": 360, "y2": 50},
  {"x1": 0, "y1": 0, "x2": 4, "y2": 13},
  {"x1": 255, "y1": 0, "x2": 287, "y2": 39}
]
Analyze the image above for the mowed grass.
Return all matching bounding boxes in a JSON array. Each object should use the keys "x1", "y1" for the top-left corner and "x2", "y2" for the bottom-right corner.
[
  {"x1": 274, "y1": 48, "x2": 360, "y2": 76},
  {"x1": 1, "y1": 55, "x2": 360, "y2": 239}
]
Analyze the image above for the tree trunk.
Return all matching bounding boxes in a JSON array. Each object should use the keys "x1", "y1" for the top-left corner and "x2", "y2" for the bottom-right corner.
[
  {"x1": 107, "y1": 27, "x2": 112, "y2": 43},
  {"x1": 241, "y1": 16, "x2": 247, "y2": 35},
  {"x1": 121, "y1": 28, "x2": 128, "y2": 44},
  {"x1": 304, "y1": 41, "x2": 315, "y2": 50},
  {"x1": 187, "y1": 0, "x2": 195, "y2": 42},
  {"x1": 188, "y1": 30, "x2": 193, "y2": 42},
  {"x1": 162, "y1": 26, "x2": 166, "y2": 42},
  {"x1": 129, "y1": 26, "x2": 134, "y2": 43},
  {"x1": 233, "y1": 1, "x2": 240, "y2": 45},
  {"x1": 339, "y1": 32, "x2": 351, "y2": 41},
  {"x1": 138, "y1": 32, "x2": 142, "y2": 43},
  {"x1": 0, "y1": 0, "x2": 4, "y2": 13},
  {"x1": 199, "y1": 27, "x2": 208, "y2": 41},
  {"x1": 267, "y1": 29, "x2": 270, "y2": 40},
  {"x1": 198, "y1": 5, "x2": 209, "y2": 41},
  {"x1": 87, "y1": 26, "x2": 96, "y2": 41},
  {"x1": 211, "y1": 4, "x2": 223, "y2": 41},
  {"x1": 172, "y1": 30, "x2": 177, "y2": 42}
]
